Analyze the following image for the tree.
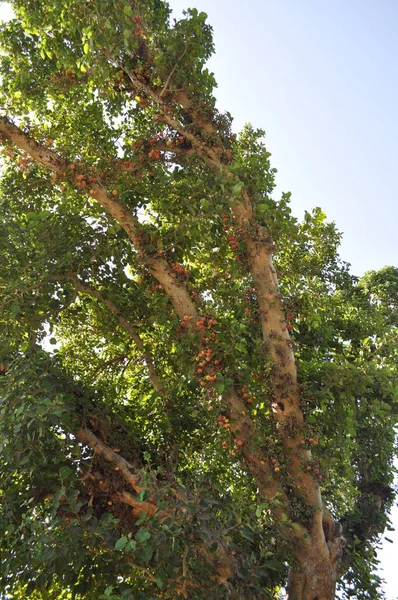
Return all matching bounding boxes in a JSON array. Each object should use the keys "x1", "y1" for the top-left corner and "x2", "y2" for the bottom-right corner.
[{"x1": 0, "y1": 1, "x2": 397, "y2": 598}]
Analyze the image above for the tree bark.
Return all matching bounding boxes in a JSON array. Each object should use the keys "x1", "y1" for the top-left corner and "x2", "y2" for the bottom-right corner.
[
  {"x1": 288, "y1": 559, "x2": 337, "y2": 600},
  {"x1": 287, "y1": 526, "x2": 344, "y2": 600}
]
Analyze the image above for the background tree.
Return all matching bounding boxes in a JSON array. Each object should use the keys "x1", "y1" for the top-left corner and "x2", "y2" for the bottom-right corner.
[{"x1": 0, "y1": 1, "x2": 397, "y2": 599}]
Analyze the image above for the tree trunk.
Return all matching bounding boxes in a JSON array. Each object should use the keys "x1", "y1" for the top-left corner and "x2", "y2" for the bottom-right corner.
[
  {"x1": 288, "y1": 559, "x2": 337, "y2": 600},
  {"x1": 287, "y1": 530, "x2": 344, "y2": 600}
]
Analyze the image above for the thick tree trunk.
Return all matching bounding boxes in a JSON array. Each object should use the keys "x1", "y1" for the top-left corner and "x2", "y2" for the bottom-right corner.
[
  {"x1": 287, "y1": 528, "x2": 344, "y2": 600},
  {"x1": 287, "y1": 558, "x2": 337, "y2": 600}
]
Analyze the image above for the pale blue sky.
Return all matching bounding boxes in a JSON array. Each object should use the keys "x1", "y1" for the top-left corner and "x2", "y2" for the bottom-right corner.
[{"x1": 1, "y1": 0, "x2": 397, "y2": 597}]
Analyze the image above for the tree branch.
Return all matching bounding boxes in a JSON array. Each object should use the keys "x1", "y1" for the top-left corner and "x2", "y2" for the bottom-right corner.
[
  {"x1": 114, "y1": 66, "x2": 324, "y2": 516},
  {"x1": 116, "y1": 490, "x2": 158, "y2": 518},
  {"x1": 72, "y1": 277, "x2": 289, "y2": 510},
  {"x1": 1, "y1": 97, "x2": 318, "y2": 545},
  {"x1": 68, "y1": 274, "x2": 167, "y2": 397},
  {"x1": 121, "y1": 66, "x2": 221, "y2": 167},
  {"x1": 75, "y1": 427, "x2": 145, "y2": 495},
  {"x1": 0, "y1": 116, "x2": 198, "y2": 323},
  {"x1": 1, "y1": 117, "x2": 294, "y2": 522},
  {"x1": 159, "y1": 35, "x2": 189, "y2": 98}
]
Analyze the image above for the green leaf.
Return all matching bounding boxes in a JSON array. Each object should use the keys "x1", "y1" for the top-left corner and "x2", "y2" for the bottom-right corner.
[
  {"x1": 264, "y1": 559, "x2": 284, "y2": 572},
  {"x1": 135, "y1": 527, "x2": 151, "y2": 544},
  {"x1": 114, "y1": 536, "x2": 128, "y2": 551},
  {"x1": 156, "y1": 568, "x2": 166, "y2": 590},
  {"x1": 123, "y1": 4, "x2": 133, "y2": 16},
  {"x1": 215, "y1": 381, "x2": 225, "y2": 394},
  {"x1": 59, "y1": 465, "x2": 74, "y2": 479},
  {"x1": 241, "y1": 526, "x2": 255, "y2": 542},
  {"x1": 254, "y1": 566, "x2": 269, "y2": 578},
  {"x1": 11, "y1": 303, "x2": 20, "y2": 316},
  {"x1": 232, "y1": 182, "x2": 244, "y2": 195},
  {"x1": 258, "y1": 202, "x2": 268, "y2": 211},
  {"x1": 135, "y1": 512, "x2": 148, "y2": 526},
  {"x1": 81, "y1": 509, "x2": 93, "y2": 522},
  {"x1": 137, "y1": 490, "x2": 146, "y2": 502},
  {"x1": 103, "y1": 586, "x2": 114, "y2": 597},
  {"x1": 126, "y1": 539, "x2": 137, "y2": 551}
]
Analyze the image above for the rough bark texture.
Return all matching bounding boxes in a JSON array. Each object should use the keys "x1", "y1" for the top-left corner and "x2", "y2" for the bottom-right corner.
[
  {"x1": 288, "y1": 517, "x2": 345, "y2": 600},
  {"x1": 288, "y1": 556, "x2": 337, "y2": 600}
]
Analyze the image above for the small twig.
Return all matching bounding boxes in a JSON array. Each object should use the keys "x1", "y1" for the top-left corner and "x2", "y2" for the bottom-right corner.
[
  {"x1": 181, "y1": 546, "x2": 190, "y2": 598},
  {"x1": 160, "y1": 36, "x2": 189, "y2": 98},
  {"x1": 125, "y1": 559, "x2": 158, "y2": 584},
  {"x1": 92, "y1": 353, "x2": 130, "y2": 376},
  {"x1": 119, "y1": 355, "x2": 135, "y2": 379}
]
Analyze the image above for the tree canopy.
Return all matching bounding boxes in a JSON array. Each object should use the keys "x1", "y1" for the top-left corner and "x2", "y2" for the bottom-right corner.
[{"x1": 0, "y1": 1, "x2": 397, "y2": 599}]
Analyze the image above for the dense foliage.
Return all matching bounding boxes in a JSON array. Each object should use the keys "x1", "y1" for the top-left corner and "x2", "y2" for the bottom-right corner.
[{"x1": 0, "y1": 1, "x2": 397, "y2": 598}]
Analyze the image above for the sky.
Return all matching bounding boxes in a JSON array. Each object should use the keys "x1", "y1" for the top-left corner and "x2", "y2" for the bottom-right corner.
[{"x1": 1, "y1": 0, "x2": 397, "y2": 597}]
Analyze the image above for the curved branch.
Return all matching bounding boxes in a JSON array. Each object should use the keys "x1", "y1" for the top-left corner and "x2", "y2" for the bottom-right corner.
[
  {"x1": 75, "y1": 427, "x2": 145, "y2": 495},
  {"x1": 121, "y1": 67, "x2": 221, "y2": 167},
  {"x1": 116, "y1": 490, "x2": 158, "y2": 517},
  {"x1": 0, "y1": 117, "x2": 198, "y2": 323},
  {"x1": 69, "y1": 274, "x2": 166, "y2": 397}
]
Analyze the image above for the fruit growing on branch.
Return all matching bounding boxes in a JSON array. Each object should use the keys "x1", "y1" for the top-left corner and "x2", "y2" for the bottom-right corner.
[{"x1": 0, "y1": 2, "x2": 397, "y2": 600}]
